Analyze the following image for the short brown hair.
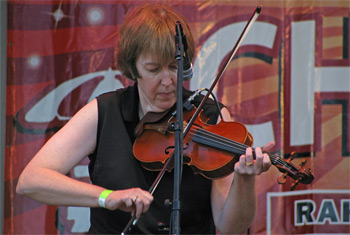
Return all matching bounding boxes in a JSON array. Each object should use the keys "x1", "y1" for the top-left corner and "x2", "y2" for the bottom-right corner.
[{"x1": 116, "y1": 3, "x2": 194, "y2": 80}]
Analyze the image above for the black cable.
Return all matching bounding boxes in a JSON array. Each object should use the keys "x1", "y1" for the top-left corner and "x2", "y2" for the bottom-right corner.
[{"x1": 203, "y1": 88, "x2": 224, "y2": 120}]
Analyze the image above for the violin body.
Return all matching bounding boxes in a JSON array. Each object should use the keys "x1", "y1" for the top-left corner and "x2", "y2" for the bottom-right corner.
[
  {"x1": 133, "y1": 106, "x2": 314, "y2": 188},
  {"x1": 133, "y1": 107, "x2": 253, "y2": 179}
]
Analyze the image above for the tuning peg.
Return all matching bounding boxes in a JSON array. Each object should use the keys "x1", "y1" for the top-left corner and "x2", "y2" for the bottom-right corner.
[
  {"x1": 291, "y1": 177, "x2": 302, "y2": 191},
  {"x1": 277, "y1": 152, "x2": 296, "y2": 185},
  {"x1": 277, "y1": 173, "x2": 288, "y2": 184},
  {"x1": 288, "y1": 152, "x2": 296, "y2": 162},
  {"x1": 299, "y1": 159, "x2": 307, "y2": 167}
]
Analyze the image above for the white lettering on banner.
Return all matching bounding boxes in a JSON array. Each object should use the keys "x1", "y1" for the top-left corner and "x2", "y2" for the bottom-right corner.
[
  {"x1": 66, "y1": 165, "x2": 91, "y2": 233},
  {"x1": 267, "y1": 190, "x2": 350, "y2": 234},
  {"x1": 25, "y1": 68, "x2": 124, "y2": 122},
  {"x1": 291, "y1": 21, "x2": 350, "y2": 146},
  {"x1": 67, "y1": 207, "x2": 90, "y2": 233},
  {"x1": 295, "y1": 199, "x2": 350, "y2": 225},
  {"x1": 342, "y1": 199, "x2": 350, "y2": 223},
  {"x1": 191, "y1": 21, "x2": 278, "y2": 147},
  {"x1": 294, "y1": 199, "x2": 317, "y2": 225},
  {"x1": 191, "y1": 21, "x2": 277, "y2": 94},
  {"x1": 245, "y1": 122, "x2": 275, "y2": 148}
]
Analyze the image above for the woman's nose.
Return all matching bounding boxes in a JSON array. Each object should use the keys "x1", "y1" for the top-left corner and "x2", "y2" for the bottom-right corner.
[{"x1": 160, "y1": 69, "x2": 174, "y2": 86}]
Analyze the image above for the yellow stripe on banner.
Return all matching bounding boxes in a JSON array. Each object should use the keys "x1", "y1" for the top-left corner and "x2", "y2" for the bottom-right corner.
[
  {"x1": 321, "y1": 105, "x2": 342, "y2": 148},
  {"x1": 312, "y1": 158, "x2": 350, "y2": 189},
  {"x1": 223, "y1": 75, "x2": 278, "y2": 105},
  {"x1": 323, "y1": 36, "x2": 344, "y2": 50},
  {"x1": 323, "y1": 17, "x2": 344, "y2": 28},
  {"x1": 322, "y1": 16, "x2": 344, "y2": 59},
  {"x1": 230, "y1": 57, "x2": 266, "y2": 69}
]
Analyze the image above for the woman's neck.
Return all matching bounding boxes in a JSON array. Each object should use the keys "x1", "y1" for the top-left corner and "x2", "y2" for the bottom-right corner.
[{"x1": 138, "y1": 102, "x2": 145, "y2": 120}]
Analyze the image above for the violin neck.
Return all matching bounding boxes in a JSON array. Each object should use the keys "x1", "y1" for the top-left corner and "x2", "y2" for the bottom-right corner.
[{"x1": 192, "y1": 129, "x2": 280, "y2": 165}]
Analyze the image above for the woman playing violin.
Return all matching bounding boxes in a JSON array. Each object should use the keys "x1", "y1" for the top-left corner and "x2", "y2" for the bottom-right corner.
[{"x1": 16, "y1": 3, "x2": 273, "y2": 234}]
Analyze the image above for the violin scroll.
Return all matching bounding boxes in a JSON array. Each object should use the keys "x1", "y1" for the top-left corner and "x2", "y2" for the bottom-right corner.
[{"x1": 274, "y1": 152, "x2": 314, "y2": 191}]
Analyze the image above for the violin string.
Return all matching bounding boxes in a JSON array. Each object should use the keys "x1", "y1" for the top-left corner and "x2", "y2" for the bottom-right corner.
[
  {"x1": 190, "y1": 125, "x2": 247, "y2": 149},
  {"x1": 190, "y1": 127, "x2": 291, "y2": 169},
  {"x1": 189, "y1": 128, "x2": 247, "y2": 154},
  {"x1": 186, "y1": 126, "x2": 293, "y2": 170}
]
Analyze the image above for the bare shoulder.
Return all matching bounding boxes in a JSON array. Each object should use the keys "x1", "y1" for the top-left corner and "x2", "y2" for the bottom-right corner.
[
  {"x1": 218, "y1": 107, "x2": 232, "y2": 123},
  {"x1": 28, "y1": 99, "x2": 99, "y2": 174}
]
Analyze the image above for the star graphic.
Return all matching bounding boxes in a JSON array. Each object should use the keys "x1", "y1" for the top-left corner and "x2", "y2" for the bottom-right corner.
[{"x1": 43, "y1": 0, "x2": 77, "y2": 30}]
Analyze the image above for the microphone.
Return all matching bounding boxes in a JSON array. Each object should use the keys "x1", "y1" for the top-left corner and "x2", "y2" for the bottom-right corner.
[
  {"x1": 177, "y1": 21, "x2": 193, "y2": 81},
  {"x1": 170, "y1": 88, "x2": 205, "y2": 117},
  {"x1": 183, "y1": 49, "x2": 193, "y2": 81},
  {"x1": 183, "y1": 88, "x2": 205, "y2": 110}
]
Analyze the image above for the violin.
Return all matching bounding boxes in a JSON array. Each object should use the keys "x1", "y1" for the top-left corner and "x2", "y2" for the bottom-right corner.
[{"x1": 133, "y1": 105, "x2": 314, "y2": 189}]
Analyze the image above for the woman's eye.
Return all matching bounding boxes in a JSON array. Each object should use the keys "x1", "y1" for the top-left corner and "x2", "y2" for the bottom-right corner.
[
  {"x1": 170, "y1": 65, "x2": 178, "y2": 71},
  {"x1": 147, "y1": 67, "x2": 160, "y2": 73}
]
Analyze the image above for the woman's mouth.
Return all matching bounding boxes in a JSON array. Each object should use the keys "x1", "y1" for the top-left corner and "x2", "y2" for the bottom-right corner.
[{"x1": 157, "y1": 91, "x2": 175, "y2": 99}]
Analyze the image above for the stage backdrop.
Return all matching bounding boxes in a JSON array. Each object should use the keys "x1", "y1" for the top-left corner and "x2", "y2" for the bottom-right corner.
[{"x1": 4, "y1": 0, "x2": 350, "y2": 234}]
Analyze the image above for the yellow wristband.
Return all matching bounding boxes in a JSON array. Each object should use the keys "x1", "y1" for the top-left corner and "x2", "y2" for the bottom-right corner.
[{"x1": 98, "y1": 190, "x2": 113, "y2": 208}]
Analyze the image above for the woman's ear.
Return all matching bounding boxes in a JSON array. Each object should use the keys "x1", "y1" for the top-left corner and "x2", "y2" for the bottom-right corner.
[{"x1": 130, "y1": 64, "x2": 139, "y2": 81}]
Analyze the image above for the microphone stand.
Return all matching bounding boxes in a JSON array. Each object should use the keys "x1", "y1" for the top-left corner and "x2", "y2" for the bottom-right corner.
[{"x1": 171, "y1": 21, "x2": 185, "y2": 235}]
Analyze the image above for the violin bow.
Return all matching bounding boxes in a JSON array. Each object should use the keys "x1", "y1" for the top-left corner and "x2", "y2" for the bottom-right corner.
[{"x1": 184, "y1": 5, "x2": 261, "y2": 136}]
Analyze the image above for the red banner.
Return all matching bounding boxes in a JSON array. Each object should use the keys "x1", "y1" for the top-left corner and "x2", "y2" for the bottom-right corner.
[{"x1": 5, "y1": 0, "x2": 350, "y2": 234}]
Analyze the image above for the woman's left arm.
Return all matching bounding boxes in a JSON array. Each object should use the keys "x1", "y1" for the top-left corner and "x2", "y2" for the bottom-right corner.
[{"x1": 211, "y1": 108, "x2": 273, "y2": 234}]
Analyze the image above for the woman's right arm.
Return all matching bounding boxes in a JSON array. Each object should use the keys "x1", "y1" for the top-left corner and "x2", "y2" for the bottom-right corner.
[
  {"x1": 16, "y1": 99, "x2": 153, "y2": 217},
  {"x1": 16, "y1": 99, "x2": 105, "y2": 207}
]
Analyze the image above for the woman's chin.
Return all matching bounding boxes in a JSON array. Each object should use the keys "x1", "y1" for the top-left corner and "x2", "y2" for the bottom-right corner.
[{"x1": 151, "y1": 102, "x2": 176, "y2": 113}]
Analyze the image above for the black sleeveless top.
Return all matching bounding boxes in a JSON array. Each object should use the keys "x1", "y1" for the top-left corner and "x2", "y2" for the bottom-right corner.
[{"x1": 88, "y1": 84, "x2": 222, "y2": 234}]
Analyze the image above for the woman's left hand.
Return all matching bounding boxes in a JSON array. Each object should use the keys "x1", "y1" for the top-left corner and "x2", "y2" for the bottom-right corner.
[{"x1": 234, "y1": 141, "x2": 274, "y2": 175}]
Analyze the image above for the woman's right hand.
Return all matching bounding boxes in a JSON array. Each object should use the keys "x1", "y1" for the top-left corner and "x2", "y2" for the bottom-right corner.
[{"x1": 104, "y1": 188, "x2": 154, "y2": 219}]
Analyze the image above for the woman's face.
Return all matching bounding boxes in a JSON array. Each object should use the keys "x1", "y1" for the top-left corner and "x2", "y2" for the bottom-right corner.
[{"x1": 136, "y1": 53, "x2": 178, "y2": 114}]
